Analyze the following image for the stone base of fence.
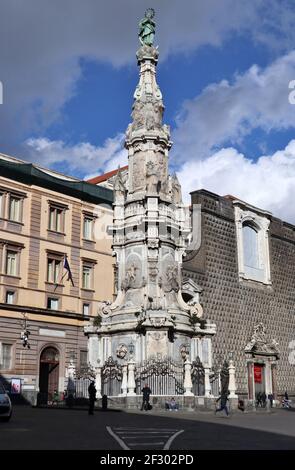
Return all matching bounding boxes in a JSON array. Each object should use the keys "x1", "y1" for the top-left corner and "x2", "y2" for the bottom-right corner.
[{"x1": 95, "y1": 395, "x2": 240, "y2": 412}]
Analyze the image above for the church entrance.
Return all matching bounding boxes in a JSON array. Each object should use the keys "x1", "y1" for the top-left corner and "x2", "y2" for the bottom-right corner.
[
  {"x1": 254, "y1": 363, "x2": 265, "y2": 396},
  {"x1": 38, "y1": 346, "x2": 60, "y2": 404},
  {"x1": 245, "y1": 323, "x2": 279, "y2": 402}
]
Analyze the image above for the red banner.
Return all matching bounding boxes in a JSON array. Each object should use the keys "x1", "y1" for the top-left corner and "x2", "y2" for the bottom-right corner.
[{"x1": 254, "y1": 365, "x2": 262, "y2": 383}]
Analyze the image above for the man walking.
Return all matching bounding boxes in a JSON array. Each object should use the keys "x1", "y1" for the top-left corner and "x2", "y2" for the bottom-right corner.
[
  {"x1": 268, "y1": 393, "x2": 274, "y2": 408},
  {"x1": 215, "y1": 391, "x2": 229, "y2": 416},
  {"x1": 141, "y1": 383, "x2": 152, "y2": 411},
  {"x1": 88, "y1": 380, "x2": 96, "y2": 415}
]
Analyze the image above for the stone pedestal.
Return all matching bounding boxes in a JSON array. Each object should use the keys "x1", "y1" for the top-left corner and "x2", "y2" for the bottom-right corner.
[
  {"x1": 204, "y1": 367, "x2": 211, "y2": 397},
  {"x1": 184, "y1": 360, "x2": 194, "y2": 396},
  {"x1": 127, "y1": 359, "x2": 136, "y2": 396},
  {"x1": 119, "y1": 363, "x2": 128, "y2": 397},
  {"x1": 228, "y1": 360, "x2": 238, "y2": 398},
  {"x1": 95, "y1": 366, "x2": 102, "y2": 399}
]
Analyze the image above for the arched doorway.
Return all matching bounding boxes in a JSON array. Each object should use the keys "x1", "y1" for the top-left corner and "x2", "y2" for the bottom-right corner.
[{"x1": 39, "y1": 346, "x2": 60, "y2": 404}]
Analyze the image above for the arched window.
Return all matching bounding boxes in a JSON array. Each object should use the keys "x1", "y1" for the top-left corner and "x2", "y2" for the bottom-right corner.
[
  {"x1": 243, "y1": 223, "x2": 259, "y2": 270},
  {"x1": 234, "y1": 204, "x2": 271, "y2": 284}
]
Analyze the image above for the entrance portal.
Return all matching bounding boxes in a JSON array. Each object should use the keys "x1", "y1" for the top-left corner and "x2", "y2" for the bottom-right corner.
[
  {"x1": 39, "y1": 346, "x2": 59, "y2": 404},
  {"x1": 254, "y1": 363, "x2": 265, "y2": 396}
]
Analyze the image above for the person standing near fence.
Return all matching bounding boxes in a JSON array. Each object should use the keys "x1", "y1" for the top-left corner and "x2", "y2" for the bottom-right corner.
[
  {"x1": 88, "y1": 380, "x2": 96, "y2": 415},
  {"x1": 141, "y1": 383, "x2": 152, "y2": 411}
]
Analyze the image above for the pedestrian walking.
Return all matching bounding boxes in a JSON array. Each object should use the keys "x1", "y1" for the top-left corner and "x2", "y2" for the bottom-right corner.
[
  {"x1": 215, "y1": 391, "x2": 229, "y2": 416},
  {"x1": 88, "y1": 380, "x2": 96, "y2": 415},
  {"x1": 261, "y1": 392, "x2": 267, "y2": 408},
  {"x1": 268, "y1": 393, "x2": 274, "y2": 408},
  {"x1": 256, "y1": 392, "x2": 262, "y2": 407},
  {"x1": 141, "y1": 383, "x2": 152, "y2": 411}
]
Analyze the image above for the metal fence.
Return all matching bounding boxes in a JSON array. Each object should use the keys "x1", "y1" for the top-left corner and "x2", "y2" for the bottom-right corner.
[
  {"x1": 75, "y1": 377, "x2": 91, "y2": 399},
  {"x1": 210, "y1": 371, "x2": 220, "y2": 397},
  {"x1": 101, "y1": 357, "x2": 123, "y2": 397},
  {"x1": 191, "y1": 356, "x2": 205, "y2": 396},
  {"x1": 135, "y1": 356, "x2": 184, "y2": 396}
]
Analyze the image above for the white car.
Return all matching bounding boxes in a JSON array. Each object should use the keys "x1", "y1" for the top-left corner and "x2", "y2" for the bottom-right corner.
[{"x1": 0, "y1": 382, "x2": 12, "y2": 421}]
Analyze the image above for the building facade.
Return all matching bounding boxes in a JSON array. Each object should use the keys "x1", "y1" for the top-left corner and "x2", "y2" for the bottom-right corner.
[
  {"x1": 183, "y1": 189, "x2": 295, "y2": 401},
  {"x1": 0, "y1": 153, "x2": 114, "y2": 404}
]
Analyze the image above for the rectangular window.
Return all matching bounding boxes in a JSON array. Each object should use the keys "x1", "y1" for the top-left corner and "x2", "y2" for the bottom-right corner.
[
  {"x1": 82, "y1": 265, "x2": 92, "y2": 289},
  {"x1": 6, "y1": 291, "x2": 15, "y2": 304},
  {"x1": 83, "y1": 303, "x2": 90, "y2": 316},
  {"x1": 9, "y1": 195, "x2": 22, "y2": 222},
  {"x1": 49, "y1": 206, "x2": 64, "y2": 232},
  {"x1": 47, "y1": 297, "x2": 59, "y2": 310},
  {"x1": 0, "y1": 192, "x2": 4, "y2": 218},
  {"x1": 80, "y1": 350, "x2": 88, "y2": 370},
  {"x1": 47, "y1": 258, "x2": 61, "y2": 284},
  {"x1": 6, "y1": 250, "x2": 18, "y2": 276},
  {"x1": 83, "y1": 217, "x2": 93, "y2": 240},
  {"x1": 0, "y1": 343, "x2": 12, "y2": 369}
]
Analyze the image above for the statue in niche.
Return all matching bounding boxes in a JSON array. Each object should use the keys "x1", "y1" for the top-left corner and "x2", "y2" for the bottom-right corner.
[
  {"x1": 153, "y1": 101, "x2": 164, "y2": 128},
  {"x1": 146, "y1": 161, "x2": 160, "y2": 193},
  {"x1": 165, "y1": 264, "x2": 180, "y2": 292},
  {"x1": 145, "y1": 97, "x2": 156, "y2": 130},
  {"x1": 114, "y1": 169, "x2": 126, "y2": 201},
  {"x1": 132, "y1": 100, "x2": 145, "y2": 130},
  {"x1": 139, "y1": 8, "x2": 156, "y2": 46},
  {"x1": 132, "y1": 157, "x2": 145, "y2": 191},
  {"x1": 122, "y1": 263, "x2": 138, "y2": 290},
  {"x1": 157, "y1": 156, "x2": 168, "y2": 193},
  {"x1": 170, "y1": 173, "x2": 182, "y2": 204}
]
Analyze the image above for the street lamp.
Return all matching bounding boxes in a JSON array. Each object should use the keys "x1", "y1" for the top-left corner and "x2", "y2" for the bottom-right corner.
[{"x1": 128, "y1": 342, "x2": 135, "y2": 358}]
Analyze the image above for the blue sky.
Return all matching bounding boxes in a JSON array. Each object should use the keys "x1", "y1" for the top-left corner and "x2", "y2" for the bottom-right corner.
[{"x1": 0, "y1": 0, "x2": 295, "y2": 221}]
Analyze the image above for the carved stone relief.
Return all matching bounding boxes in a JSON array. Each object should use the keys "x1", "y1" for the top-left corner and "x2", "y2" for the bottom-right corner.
[
  {"x1": 116, "y1": 344, "x2": 128, "y2": 359},
  {"x1": 164, "y1": 264, "x2": 180, "y2": 292}
]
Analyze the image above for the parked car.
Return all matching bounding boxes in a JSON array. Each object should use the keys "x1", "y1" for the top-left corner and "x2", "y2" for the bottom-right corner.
[{"x1": 0, "y1": 382, "x2": 12, "y2": 421}]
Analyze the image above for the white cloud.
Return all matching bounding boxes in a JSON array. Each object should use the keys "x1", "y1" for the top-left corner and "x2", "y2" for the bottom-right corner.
[
  {"x1": 25, "y1": 133, "x2": 127, "y2": 177},
  {"x1": 1, "y1": 0, "x2": 294, "y2": 151},
  {"x1": 172, "y1": 50, "x2": 295, "y2": 164},
  {"x1": 25, "y1": 133, "x2": 295, "y2": 225},
  {"x1": 177, "y1": 140, "x2": 295, "y2": 223}
]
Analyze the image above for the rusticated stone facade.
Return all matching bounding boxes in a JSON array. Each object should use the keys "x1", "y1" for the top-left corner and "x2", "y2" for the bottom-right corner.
[{"x1": 183, "y1": 189, "x2": 295, "y2": 399}]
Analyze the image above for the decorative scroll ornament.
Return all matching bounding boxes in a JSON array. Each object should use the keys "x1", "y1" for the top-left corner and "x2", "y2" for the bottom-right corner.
[{"x1": 98, "y1": 301, "x2": 112, "y2": 316}]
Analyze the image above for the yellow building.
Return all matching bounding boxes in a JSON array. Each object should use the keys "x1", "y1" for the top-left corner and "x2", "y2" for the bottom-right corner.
[{"x1": 0, "y1": 153, "x2": 114, "y2": 404}]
